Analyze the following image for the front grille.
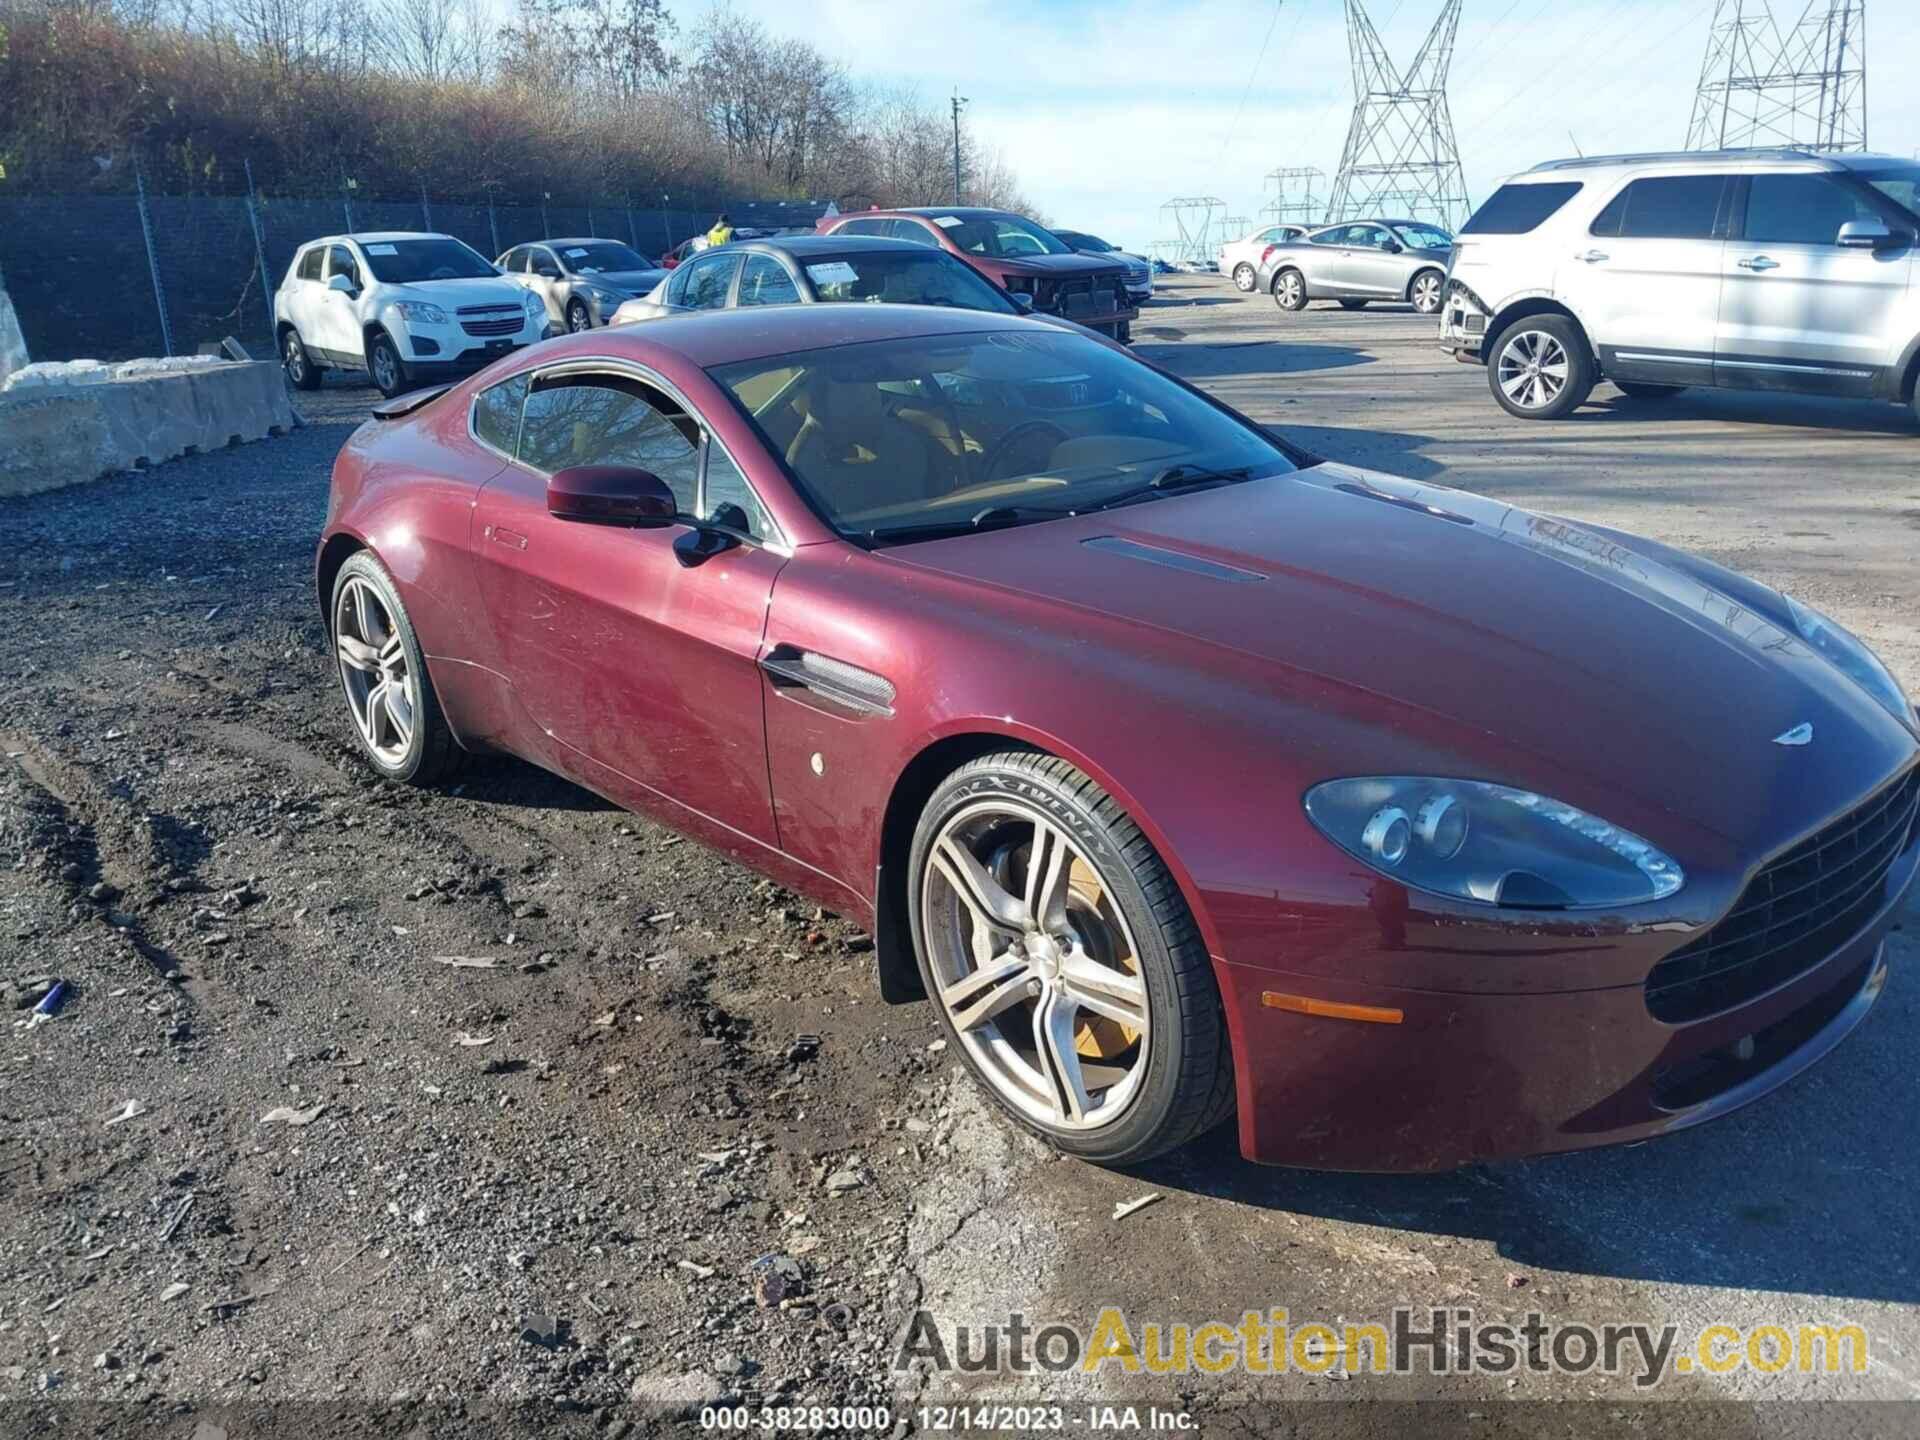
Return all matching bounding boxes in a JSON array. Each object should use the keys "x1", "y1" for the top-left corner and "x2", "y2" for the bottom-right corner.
[
  {"x1": 461, "y1": 316, "x2": 523, "y2": 337},
  {"x1": 1645, "y1": 768, "x2": 1920, "y2": 1022}
]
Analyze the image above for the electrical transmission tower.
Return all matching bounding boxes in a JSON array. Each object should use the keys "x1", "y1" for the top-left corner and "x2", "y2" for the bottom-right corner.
[
  {"x1": 1157, "y1": 197, "x2": 1228, "y2": 265},
  {"x1": 1325, "y1": 0, "x2": 1471, "y2": 229},
  {"x1": 1686, "y1": 1, "x2": 1867, "y2": 152},
  {"x1": 1261, "y1": 167, "x2": 1325, "y2": 225}
]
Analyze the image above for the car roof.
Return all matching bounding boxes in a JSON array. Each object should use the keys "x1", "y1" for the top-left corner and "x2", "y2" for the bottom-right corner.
[
  {"x1": 529, "y1": 237, "x2": 638, "y2": 248},
  {"x1": 325, "y1": 232, "x2": 448, "y2": 245},
  {"x1": 1523, "y1": 148, "x2": 1910, "y2": 176},
  {"x1": 556, "y1": 302, "x2": 1039, "y2": 370},
  {"x1": 740, "y1": 235, "x2": 934, "y2": 258},
  {"x1": 883, "y1": 206, "x2": 1018, "y2": 219}
]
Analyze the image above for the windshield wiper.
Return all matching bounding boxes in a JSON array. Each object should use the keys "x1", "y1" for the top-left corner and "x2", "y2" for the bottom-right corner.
[
  {"x1": 864, "y1": 503, "x2": 1071, "y2": 546},
  {"x1": 1079, "y1": 463, "x2": 1258, "y2": 513}
]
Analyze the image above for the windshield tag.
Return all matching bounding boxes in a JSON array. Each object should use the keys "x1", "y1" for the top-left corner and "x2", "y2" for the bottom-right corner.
[
  {"x1": 805, "y1": 262, "x2": 860, "y2": 284},
  {"x1": 565, "y1": 248, "x2": 588, "y2": 258},
  {"x1": 365, "y1": 243, "x2": 398, "y2": 256},
  {"x1": 932, "y1": 216, "x2": 963, "y2": 228}
]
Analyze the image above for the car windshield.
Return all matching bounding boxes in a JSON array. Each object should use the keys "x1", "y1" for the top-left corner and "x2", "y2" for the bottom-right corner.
[
  {"x1": 940, "y1": 214, "x2": 1072, "y2": 259},
  {"x1": 1059, "y1": 231, "x2": 1115, "y2": 251},
  {"x1": 1856, "y1": 166, "x2": 1920, "y2": 220},
  {"x1": 561, "y1": 241, "x2": 653, "y2": 272},
  {"x1": 803, "y1": 253, "x2": 1019, "y2": 313},
  {"x1": 358, "y1": 237, "x2": 498, "y2": 283},
  {"x1": 710, "y1": 330, "x2": 1295, "y2": 545},
  {"x1": 1393, "y1": 223, "x2": 1453, "y2": 250}
]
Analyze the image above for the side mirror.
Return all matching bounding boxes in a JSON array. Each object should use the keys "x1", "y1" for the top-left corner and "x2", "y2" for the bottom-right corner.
[
  {"x1": 1837, "y1": 219, "x2": 1895, "y2": 250},
  {"x1": 546, "y1": 466, "x2": 678, "y2": 527},
  {"x1": 1382, "y1": 239, "x2": 1404, "y2": 254},
  {"x1": 327, "y1": 273, "x2": 358, "y2": 296},
  {"x1": 1010, "y1": 291, "x2": 1035, "y2": 313}
]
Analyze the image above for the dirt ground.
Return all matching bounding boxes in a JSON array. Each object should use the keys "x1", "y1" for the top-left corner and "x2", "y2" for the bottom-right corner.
[{"x1": 3, "y1": 275, "x2": 1917, "y2": 1436}]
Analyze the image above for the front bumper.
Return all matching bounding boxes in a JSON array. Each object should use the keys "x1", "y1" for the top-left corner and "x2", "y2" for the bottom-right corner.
[
  {"x1": 1438, "y1": 279, "x2": 1490, "y2": 360},
  {"x1": 1219, "y1": 823, "x2": 1917, "y2": 1172}
]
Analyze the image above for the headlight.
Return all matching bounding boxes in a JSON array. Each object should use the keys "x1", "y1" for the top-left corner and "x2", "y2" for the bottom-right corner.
[
  {"x1": 1785, "y1": 595, "x2": 1913, "y2": 728},
  {"x1": 1304, "y1": 777, "x2": 1684, "y2": 909},
  {"x1": 393, "y1": 301, "x2": 447, "y2": 324}
]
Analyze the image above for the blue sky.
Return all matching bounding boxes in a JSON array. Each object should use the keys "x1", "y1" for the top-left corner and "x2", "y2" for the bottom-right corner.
[{"x1": 726, "y1": 0, "x2": 1920, "y2": 249}]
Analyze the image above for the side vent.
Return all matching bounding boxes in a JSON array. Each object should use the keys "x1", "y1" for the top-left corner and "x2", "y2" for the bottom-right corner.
[{"x1": 761, "y1": 645, "x2": 896, "y2": 718}]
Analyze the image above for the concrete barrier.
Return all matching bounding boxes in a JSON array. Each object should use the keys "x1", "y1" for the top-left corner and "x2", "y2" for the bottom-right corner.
[
  {"x1": 0, "y1": 282, "x2": 25, "y2": 386},
  {"x1": 0, "y1": 359, "x2": 298, "y2": 498}
]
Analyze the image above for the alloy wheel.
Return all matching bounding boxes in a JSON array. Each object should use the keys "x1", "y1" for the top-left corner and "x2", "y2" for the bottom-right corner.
[
  {"x1": 1412, "y1": 273, "x2": 1443, "y2": 314},
  {"x1": 1496, "y1": 329, "x2": 1570, "y2": 411},
  {"x1": 1232, "y1": 264, "x2": 1256, "y2": 292},
  {"x1": 284, "y1": 335, "x2": 306, "y2": 382},
  {"x1": 568, "y1": 303, "x2": 593, "y2": 333},
  {"x1": 370, "y1": 343, "x2": 398, "y2": 395},
  {"x1": 920, "y1": 799, "x2": 1150, "y2": 1131},
  {"x1": 1277, "y1": 272, "x2": 1303, "y2": 310},
  {"x1": 334, "y1": 576, "x2": 418, "y2": 765}
]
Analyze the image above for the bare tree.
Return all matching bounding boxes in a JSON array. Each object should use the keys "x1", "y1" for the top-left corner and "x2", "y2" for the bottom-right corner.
[{"x1": 370, "y1": 0, "x2": 485, "y2": 83}]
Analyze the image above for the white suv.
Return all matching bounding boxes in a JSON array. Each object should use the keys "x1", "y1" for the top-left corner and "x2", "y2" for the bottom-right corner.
[
  {"x1": 275, "y1": 232, "x2": 548, "y2": 398},
  {"x1": 1440, "y1": 149, "x2": 1920, "y2": 422}
]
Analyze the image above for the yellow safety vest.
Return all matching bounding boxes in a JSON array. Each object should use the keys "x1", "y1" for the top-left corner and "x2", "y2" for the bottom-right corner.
[{"x1": 706, "y1": 224, "x2": 734, "y2": 247}]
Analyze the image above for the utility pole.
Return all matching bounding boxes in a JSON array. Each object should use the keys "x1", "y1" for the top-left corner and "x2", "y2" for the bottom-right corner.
[
  {"x1": 1686, "y1": 1, "x2": 1868, "y2": 152},
  {"x1": 1326, "y1": 1, "x2": 1471, "y2": 229},
  {"x1": 950, "y1": 90, "x2": 968, "y2": 205}
]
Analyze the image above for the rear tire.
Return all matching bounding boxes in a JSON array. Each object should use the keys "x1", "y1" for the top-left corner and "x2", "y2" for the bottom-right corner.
[
  {"x1": 1231, "y1": 263, "x2": 1257, "y2": 292},
  {"x1": 908, "y1": 751, "x2": 1234, "y2": 1166},
  {"x1": 1488, "y1": 314, "x2": 1595, "y2": 420},
  {"x1": 330, "y1": 551, "x2": 463, "y2": 786},
  {"x1": 1272, "y1": 269, "x2": 1307, "y2": 311},
  {"x1": 282, "y1": 329, "x2": 321, "y2": 391},
  {"x1": 1614, "y1": 381, "x2": 1684, "y2": 400}
]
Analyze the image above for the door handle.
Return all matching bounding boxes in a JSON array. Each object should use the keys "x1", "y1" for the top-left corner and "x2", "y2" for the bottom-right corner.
[
  {"x1": 1737, "y1": 255, "x2": 1780, "y2": 271},
  {"x1": 1575, "y1": 250, "x2": 1609, "y2": 263}
]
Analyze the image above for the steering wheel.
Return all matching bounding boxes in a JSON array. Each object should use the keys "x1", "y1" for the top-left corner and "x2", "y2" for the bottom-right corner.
[{"x1": 979, "y1": 420, "x2": 1071, "y2": 483}]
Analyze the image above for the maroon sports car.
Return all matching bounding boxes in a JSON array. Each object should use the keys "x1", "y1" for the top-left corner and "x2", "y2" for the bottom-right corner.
[{"x1": 317, "y1": 304, "x2": 1919, "y2": 1170}]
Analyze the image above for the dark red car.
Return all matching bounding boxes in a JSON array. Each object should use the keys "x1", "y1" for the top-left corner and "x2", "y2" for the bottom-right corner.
[
  {"x1": 818, "y1": 207, "x2": 1138, "y2": 342},
  {"x1": 317, "y1": 304, "x2": 1919, "y2": 1171}
]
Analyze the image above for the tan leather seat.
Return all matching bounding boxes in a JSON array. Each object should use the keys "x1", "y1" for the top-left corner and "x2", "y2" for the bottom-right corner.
[{"x1": 786, "y1": 380, "x2": 941, "y2": 519}]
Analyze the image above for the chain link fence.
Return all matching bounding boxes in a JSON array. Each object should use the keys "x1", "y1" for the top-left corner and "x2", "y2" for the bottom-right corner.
[{"x1": 0, "y1": 184, "x2": 831, "y2": 363}]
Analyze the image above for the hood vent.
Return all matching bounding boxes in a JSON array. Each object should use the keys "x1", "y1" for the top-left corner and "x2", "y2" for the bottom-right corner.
[{"x1": 1081, "y1": 536, "x2": 1264, "y2": 583}]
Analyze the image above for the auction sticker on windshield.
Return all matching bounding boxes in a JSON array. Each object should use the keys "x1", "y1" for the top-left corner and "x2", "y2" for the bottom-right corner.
[
  {"x1": 806, "y1": 262, "x2": 859, "y2": 285},
  {"x1": 365, "y1": 244, "x2": 397, "y2": 256},
  {"x1": 932, "y1": 216, "x2": 963, "y2": 228}
]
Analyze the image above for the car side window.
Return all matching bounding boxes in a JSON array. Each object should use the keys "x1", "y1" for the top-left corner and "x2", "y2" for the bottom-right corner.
[
  {"x1": 472, "y1": 373, "x2": 531, "y2": 457},
  {"x1": 1308, "y1": 228, "x2": 1345, "y2": 246},
  {"x1": 517, "y1": 376, "x2": 701, "y2": 511},
  {"x1": 498, "y1": 246, "x2": 524, "y2": 273},
  {"x1": 297, "y1": 248, "x2": 324, "y2": 281},
  {"x1": 837, "y1": 219, "x2": 887, "y2": 238},
  {"x1": 738, "y1": 254, "x2": 801, "y2": 307},
  {"x1": 679, "y1": 254, "x2": 737, "y2": 310},
  {"x1": 327, "y1": 245, "x2": 361, "y2": 287},
  {"x1": 700, "y1": 445, "x2": 773, "y2": 541},
  {"x1": 1743, "y1": 173, "x2": 1880, "y2": 246},
  {"x1": 1591, "y1": 176, "x2": 1725, "y2": 239},
  {"x1": 888, "y1": 219, "x2": 940, "y2": 247},
  {"x1": 1354, "y1": 226, "x2": 1392, "y2": 249},
  {"x1": 531, "y1": 248, "x2": 562, "y2": 278}
]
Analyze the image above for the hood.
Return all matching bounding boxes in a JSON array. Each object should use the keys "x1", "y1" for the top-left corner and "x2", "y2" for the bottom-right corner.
[
  {"x1": 994, "y1": 253, "x2": 1128, "y2": 279},
  {"x1": 392, "y1": 277, "x2": 528, "y2": 309},
  {"x1": 887, "y1": 464, "x2": 1917, "y2": 855}
]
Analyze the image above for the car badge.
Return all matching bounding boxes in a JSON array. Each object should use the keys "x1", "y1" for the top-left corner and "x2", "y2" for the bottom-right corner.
[{"x1": 1773, "y1": 722, "x2": 1814, "y2": 747}]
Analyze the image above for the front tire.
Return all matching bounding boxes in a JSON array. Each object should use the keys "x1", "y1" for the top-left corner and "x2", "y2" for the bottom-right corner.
[
  {"x1": 566, "y1": 299, "x2": 594, "y2": 333},
  {"x1": 330, "y1": 552, "x2": 462, "y2": 786},
  {"x1": 282, "y1": 329, "x2": 321, "y2": 391},
  {"x1": 366, "y1": 331, "x2": 407, "y2": 399},
  {"x1": 907, "y1": 752, "x2": 1234, "y2": 1166},
  {"x1": 1409, "y1": 269, "x2": 1445, "y2": 315},
  {"x1": 1272, "y1": 269, "x2": 1307, "y2": 311},
  {"x1": 1231, "y1": 263, "x2": 1257, "y2": 292},
  {"x1": 1488, "y1": 315, "x2": 1595, "y2": 420}
]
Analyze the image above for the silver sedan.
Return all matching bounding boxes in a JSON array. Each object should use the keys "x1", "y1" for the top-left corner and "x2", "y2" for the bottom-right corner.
[{"x1": 1255, "y1": 219, "x2": 1454, "y2": 314}]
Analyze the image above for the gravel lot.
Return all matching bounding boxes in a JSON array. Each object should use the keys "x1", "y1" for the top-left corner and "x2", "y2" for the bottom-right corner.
[{"x1": 3, "y1": 275, "x2": 1917, "y2": 1433}]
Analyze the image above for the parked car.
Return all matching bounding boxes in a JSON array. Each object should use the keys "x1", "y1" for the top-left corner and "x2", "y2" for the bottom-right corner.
[
  {"x1": 496, "y1": 239, "x2": 667, "y2": 332},
  {"x1": 1219, "y1": 223, "x2": 1308, "y2": 291},
  {"x1": 1442, "y1": 148, "x2": 1920, "y2": 421},
  {"x1": 609, "y1": 235, "x2": 1026, "y2": 325},
  {"x1": 1257, "y1": 219, "x2": 1454, "y2": 314},
  {"x1": 317, "y1": 303, "x2": 1918, "y2": 1170},
  {"x1": 275, "y1": 232, "x2": 547, "y2": 398},
  {"x1": 1052, "y1": 229, "x2": 1154, "y2": 305},
  {"x1": 818, "y1": 207, "x2": 1138, "y2": 341}
]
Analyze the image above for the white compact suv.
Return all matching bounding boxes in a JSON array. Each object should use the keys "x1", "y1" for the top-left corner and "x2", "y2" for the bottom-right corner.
[
  {"x1": 1441, "y1": 149, "x2": 1920, "y2": 422},
  {"x1": 275, "y1": 232, "x2": 548, "y2": 397}
]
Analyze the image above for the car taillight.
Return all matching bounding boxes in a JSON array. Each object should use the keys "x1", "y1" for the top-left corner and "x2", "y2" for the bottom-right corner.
[{"x1": 1260, "y1": 244, "x2": 1278, "y2": 265}]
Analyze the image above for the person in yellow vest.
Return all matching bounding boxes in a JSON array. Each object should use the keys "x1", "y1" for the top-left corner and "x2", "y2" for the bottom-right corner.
[{"x1": 705, "y1": 214, "x2": 734, "y2": 247}]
